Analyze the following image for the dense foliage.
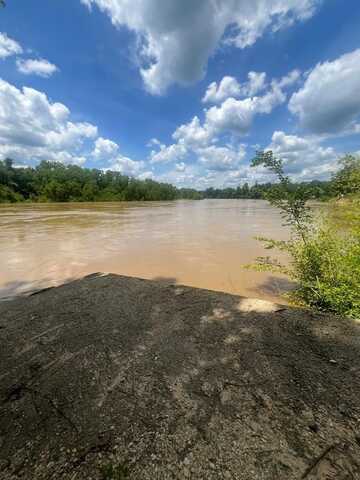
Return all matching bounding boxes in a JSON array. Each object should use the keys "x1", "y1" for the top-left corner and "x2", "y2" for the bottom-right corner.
[
  {"x1": 0, "y1": 157, "x2": 335, "y2": 203},
  {"x1": 0, "y1": 159, "x2": 201, "y2": 202},
  {"x1": 331, "y1": 154, "x2": 360, "y2": 197},
  {"x1": 204, "y1": 179, "x2": 332, "y2": 200},
  {"x1": 249, "y1": 151, "x2": 360, "y2": 319}
]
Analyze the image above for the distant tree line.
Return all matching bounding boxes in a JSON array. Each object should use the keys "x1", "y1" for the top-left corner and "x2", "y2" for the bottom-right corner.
[
  {"x1": 0, "y1": 159, "x2": 202, "y2": 203},
  {"x1": 203, "y1": 180, "x2": 332, "y2": 200},
  {"x1": 0, "y1": 156, "x2": 358, "y2": 203}
]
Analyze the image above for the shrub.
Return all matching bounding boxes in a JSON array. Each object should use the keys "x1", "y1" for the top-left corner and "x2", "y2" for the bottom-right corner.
[{"x1": 249, "y1": 151, "x2": 360, "y2": 319}]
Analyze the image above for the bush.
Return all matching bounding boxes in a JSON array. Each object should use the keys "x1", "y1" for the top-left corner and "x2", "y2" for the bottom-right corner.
[
  {"x1": 290, "y1": 225, "x2": 360, "y2": 317},
  {"x1": 249, "y1": 151, "x2": 360, "y2": 319},
  {"x1": 255, "y1": 222, "x2": 360, "y2": 318}
]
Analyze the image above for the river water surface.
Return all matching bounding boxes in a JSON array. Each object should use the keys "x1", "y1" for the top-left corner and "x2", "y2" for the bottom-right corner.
[{"x1": 0, "y1": 200, "x2": 292, "y2": 301}]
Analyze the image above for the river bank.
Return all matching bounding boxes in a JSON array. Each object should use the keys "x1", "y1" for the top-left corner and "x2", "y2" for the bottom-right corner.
[{"x1": 1, "y1": 274, "x2": 359, "y2": 479}]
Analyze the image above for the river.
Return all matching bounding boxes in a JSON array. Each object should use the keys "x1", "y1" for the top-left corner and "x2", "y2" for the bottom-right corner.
[{"x1": 0, "y1": 200, "x2": 293, "y2": 301}]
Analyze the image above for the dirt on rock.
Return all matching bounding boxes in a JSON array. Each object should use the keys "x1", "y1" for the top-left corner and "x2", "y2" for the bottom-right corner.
[{"x1": 0, "y1": 273, "x2": 359, "y2": 479}]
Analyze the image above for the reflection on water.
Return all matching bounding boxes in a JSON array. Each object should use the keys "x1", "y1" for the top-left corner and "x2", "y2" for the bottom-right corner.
[{"x1": 0, "y1": 200, "x2": 292, "y2": 301}]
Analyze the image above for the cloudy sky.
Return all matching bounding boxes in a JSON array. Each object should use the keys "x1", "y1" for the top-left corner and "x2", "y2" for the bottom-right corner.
[{"x1": 1, "y1": 0, "x2": 360, "y2": 188}]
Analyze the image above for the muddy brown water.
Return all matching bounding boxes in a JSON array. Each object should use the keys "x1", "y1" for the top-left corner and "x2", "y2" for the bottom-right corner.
[{"x1": 0, "y1": 200, "x2": 293, "y2": 301}]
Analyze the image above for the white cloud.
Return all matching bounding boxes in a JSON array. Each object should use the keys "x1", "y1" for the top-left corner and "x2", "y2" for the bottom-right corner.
[
  {"x1": 173, "y1": 116, "x2": 212, "y2": 149},
  {"x1": 16, "y1": 58, "x2": 59, "y2": 78},
  {"x1": 0, "y1": 78, "x2": 148, "y2": 177},
  {"x1": 81, "y1": 0, "x2": 321, "y2": 94},
  {"x1": 201, "y1": 70, "x2": 298, "y2": 137},
  {"x1": 204, "y1": 76, "x2": 292, "y2": 136},
  {"x1": 198, "y1": 145, "x2": 246, "y2": 171},
  {"x1": 267, "y1": 130, "x2": 339, "y2": 180},
  {"x1": 0, "y1": 32, "x2": 23, "y2": 59},
  {"x1": 246, "y1": 71, "x2": 268, "y2": 96},
  {"x1": 0, "y1": 77, "x2": 97, "y2": 165},
  {"x1": 150, "y1": 141, "x2": 187, "y2": 164},
  {"x1": 154, "y1": 128, "x2": 340, "y2": 188},
  {"x1": 108, "y1": 154, "x2": 145, "y2": 176},
  {"x1": 91, "y1": 136, "x2": 146, "y2": 176},
  {"x1": 203, "y1": 77, "x2": 242, "y2": 105},
  {"x1": 203, "y1": 71, "x2": 267, "y2": 104},
  {"x1": 175, "y1": 162, "x2": 186, "y2": 172},
  {"x1": 205, "y1": 97, "x2": 259, "y2": 136},
  {"x1": 138, "y1": 170, "x2": 154, "y2": 180},
  {"x1": 92, "y1": 136, "x2": 119, "y2": 159},
  {"x1": 0, "y1": 77, "x2": 149, "y2": 176},
  {"x1": 147, "y1": 137, "x2": 161, "y2": 148},
  {"x1": 289, "y1": 49, "x2": 360, "y2": 134},
  {"x1": 157, "y1": 162, "x2": 267, "y2": 189},
  {"x1": 147, "y1": 68, "x2": 299, "y2": 184},
  {"x1": 277, "y1": 69, "x2": 301, "y2": 88}
]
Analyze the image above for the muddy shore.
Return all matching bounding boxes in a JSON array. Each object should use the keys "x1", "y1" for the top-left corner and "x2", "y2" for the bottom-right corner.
[{"x1": 0, "y1": 274, "x2": 359, "y2": 479}]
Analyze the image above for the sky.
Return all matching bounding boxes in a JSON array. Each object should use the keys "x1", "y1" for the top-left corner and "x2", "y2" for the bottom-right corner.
[{"x1": 0, "y1": 0, "x2": 360, "y2": 189}]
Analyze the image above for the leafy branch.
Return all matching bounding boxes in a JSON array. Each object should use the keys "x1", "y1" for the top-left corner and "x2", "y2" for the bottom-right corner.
[{"x1": 251, "y1": 151, "x2": 313, "y2": 243}]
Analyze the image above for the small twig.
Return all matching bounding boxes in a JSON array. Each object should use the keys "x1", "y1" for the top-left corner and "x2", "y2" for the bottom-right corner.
[{"x1": 301, "y1": 443, "x2": 338, "y2": 479}]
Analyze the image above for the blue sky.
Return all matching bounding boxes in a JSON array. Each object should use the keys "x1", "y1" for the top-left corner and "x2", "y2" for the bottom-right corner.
[{"x1": 1, "y1": 0, "x2": 360, "y2": 188}]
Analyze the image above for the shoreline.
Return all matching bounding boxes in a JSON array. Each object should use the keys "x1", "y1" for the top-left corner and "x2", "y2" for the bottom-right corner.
[{"x1": 1, "y1": 274, "x2": 359, "y2": 479}]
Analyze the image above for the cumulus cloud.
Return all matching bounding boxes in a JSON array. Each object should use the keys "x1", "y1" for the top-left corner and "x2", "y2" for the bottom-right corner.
[
  {"x1": 0, "y1": 32, "x2": 23, "y2": 59},
  {"x1": 203, "y1": 71, "x2": 267, "y2": 104},
  {"x1": 203, "y1": 70, "x2": 297, "y2": 137},
  {"x1": 91, "y1": 136, "x2": 145, "y2": 176},
  {"x1": 81, "y1": 0, "x2": 321, "y2": 94},
  {"x1": 198, "y1": 145, "x2": 246, "y2": 171},
  {"x1": 16, "y1": 58, "x2": 59, "y2": 78},
  {"x1": 150, "y1": 141, "x2": 187, "y2": 164},
  {"x1": 205, "y1": 97, "x2": 259, "y2": 136},
  {"x1": 173, "y1": 116, "x2": 212, "y2": 150},
  {"x1": 175, "y1": 162, "x2": 186, "y2": 172},
  {"x1": 157, "y1": 169, "x2": 196, "y2": 188},
  {"x1": 289, "y1": 49, "x2": 360, "y2": 134},
  {"x1": 149, "y1": 109, "x2": 249, "y2": 172},
  {"x1": 108, "y1": 154, "x2": 145, "y2": 176},
  {"x1": 277, "y1": 69, "x2": 301, "y2": 88},
  {"x1": 148, "y1": 68, "x2": 299, "y2": 183},
  {"x1": 0, "y1": 78, "x2": 147, "y2": 177},
  {"x1": 0, "y1": 78, "x2": 98, "y2": 165},
  {"x1": 157, "y1": 162, "x2": 265, "y2": 189},
  {"x1": 92, "y1": 137, "x2": 119, "y2": 159},
  {"x1": 267, "y1": 130, "x2": 339, "y2": 180},
  {"x1": 203, "y1": 77, "x2": 242, "y2": 105}
]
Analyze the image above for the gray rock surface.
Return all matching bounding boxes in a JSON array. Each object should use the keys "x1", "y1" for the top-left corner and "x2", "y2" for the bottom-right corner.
[{"x1": 0, "y1": 274, "x2": 359, "y2": 479}]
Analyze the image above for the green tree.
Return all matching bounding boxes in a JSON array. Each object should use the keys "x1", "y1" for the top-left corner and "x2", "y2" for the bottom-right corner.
[
  {"x1": 0, "y1": 184, "x2": 23, "y2": 202},
  {"x1": 331, "y1": 154, "x2": 360, "y2": 197},
  {"x1": 82, "y1": 182, "x2": 99, "y2": 201},
  {"x1": 42, "y1": 180, "x2": 69, "y2": 202}
]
